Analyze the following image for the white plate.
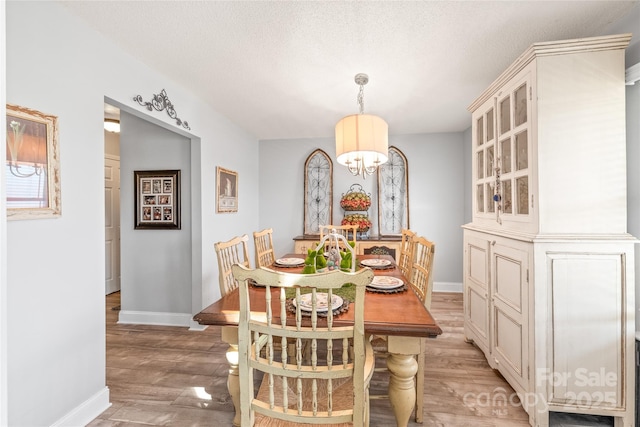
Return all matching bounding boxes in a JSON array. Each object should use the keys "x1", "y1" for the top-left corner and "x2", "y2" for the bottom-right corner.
[
  {"x1": 360, "y1": 259, "x2": 392, "y2": 268},
  {"x1": 292, "y1": 293, "x2": 344, "y2": 312},
  {"x1": 368, "y1": 276, "x2": 404, "y2": 290},
  {"x1": 275, "y1": 257, "x2": 305, "y2": 266}
]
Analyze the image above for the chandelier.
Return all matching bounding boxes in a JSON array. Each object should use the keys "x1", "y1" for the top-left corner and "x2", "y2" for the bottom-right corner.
[
  {"x1": 6, "y1": 119, "x2": 46, "y2": 178},
  {"x1": 335, "y1": 73, "x2": 388, "y2": 179}
]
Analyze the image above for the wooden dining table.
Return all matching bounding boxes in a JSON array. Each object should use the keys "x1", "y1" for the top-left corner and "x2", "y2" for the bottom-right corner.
[{"x1": 193, "y1": 254, "x2": 442, "y2": 427}]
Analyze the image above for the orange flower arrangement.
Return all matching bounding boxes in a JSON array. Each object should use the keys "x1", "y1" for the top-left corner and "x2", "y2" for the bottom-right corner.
[
  {"x1": 340, "y1": 192, "x2": 372, "y2": 211},
  {"x1": 342, "y1": 214, "x2": 371, "y2": 232}
]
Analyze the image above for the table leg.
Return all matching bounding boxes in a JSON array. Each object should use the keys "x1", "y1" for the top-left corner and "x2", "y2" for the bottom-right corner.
[
  {"x1": 386, "y1": 353, "x2": 418, "y2": 427},
  {"x1": 222, "y1": 326, "x2": 240, "y2": 427},
  {"x1": 386, "y1": 336, "x2": 421, "y2": 427}
]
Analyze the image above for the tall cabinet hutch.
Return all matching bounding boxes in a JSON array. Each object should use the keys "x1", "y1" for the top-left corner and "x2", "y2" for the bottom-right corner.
[{"x1": 463, "y1": 34, "x2": 636, "y2": 426}]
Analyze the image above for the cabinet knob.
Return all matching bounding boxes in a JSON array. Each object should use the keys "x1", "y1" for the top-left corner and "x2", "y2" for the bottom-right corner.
[{"x1": 491, "y1": 241, "x2": 496, "y2": 246}]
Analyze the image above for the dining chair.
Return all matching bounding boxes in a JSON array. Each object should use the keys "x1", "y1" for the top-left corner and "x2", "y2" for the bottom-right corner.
[
  {"x1": 214, "y1": 234, "x2": 251, "y2": 296},
  {"x1": 369, "y1": 235, "x2": 435, "y2": 423},
  {"x1": 407, "y1": 236, "x2": 435, "y2": 422},
  {"x1": 232, "y1": 264, "x2": 376, "y2": 427},
  {"x1": 253, "y1": 228, "x2": 276, "y2": 268},
  {"x1": 398, "y1": 228, "x2": 417, "y2": 279},
  {"x1": 319, "y1": 225, "x2": 358, "y2": 252}
]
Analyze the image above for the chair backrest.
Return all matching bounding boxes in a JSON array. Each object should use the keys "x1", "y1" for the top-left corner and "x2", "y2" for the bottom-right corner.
[
  {"x1": 232, "y1": 264, "x2": 375, "y2": 426},
  {"x1": 410, "y1": 236, "x2": 435, "y2": 310},
  {"x1": 319, "y1": 225, "x2": 358, "y2": 252},
  {"x1": 214, "y1": 234, "x2": 250, "y2": 295},
  {"x1": 253, "y1": 228, "x2": 275, "y2": 268},
  {"x1": 398, "y1": 228, "x2": 417, "y2": 279}
]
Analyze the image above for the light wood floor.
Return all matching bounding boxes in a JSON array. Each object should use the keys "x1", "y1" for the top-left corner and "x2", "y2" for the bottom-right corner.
[{"x1": 90, "y1": 292, "x2": 534, "y2": 426}]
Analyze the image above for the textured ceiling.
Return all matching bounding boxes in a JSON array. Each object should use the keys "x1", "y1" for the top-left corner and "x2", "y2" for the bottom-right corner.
[{"x1": 61, "y1": 1, "x2": 638, "y2": 140}]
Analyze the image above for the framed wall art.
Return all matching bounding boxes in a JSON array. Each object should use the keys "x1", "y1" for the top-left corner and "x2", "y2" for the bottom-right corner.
[
  {"x1": 377, "y1": 146, "x2": 409, "y2": 236},
  {"x1": 303, "y1": 149, "x2": 333, "y2": 235},
  {"x1": 6, "y1": 103, "x2": 61, "y2": 220},
  {"x1": 217, "y1": 166, "x2": 238, "y2": 213},
  {"x1": 134, "y1": 169, "x2": 181, "y2": 229}
]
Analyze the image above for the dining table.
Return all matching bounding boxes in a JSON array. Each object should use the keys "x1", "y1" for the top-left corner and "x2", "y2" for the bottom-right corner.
[{"x1": 193, "y1": 253, "x2": 442, "y2": 427}]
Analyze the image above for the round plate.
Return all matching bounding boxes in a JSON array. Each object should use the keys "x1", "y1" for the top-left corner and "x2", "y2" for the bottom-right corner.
[
  {"x1": 292, "y1": 293, "x2": 343, "y2": 312},
  {"x1": 275, "y1": 257, "x2": 305, "y2": 266},
  {"x1": 368, "y1": 276, "x2": 404, "y2": 290},
  {"x1": 360, "y1": 259, "x2": 392, "y2": 268}
]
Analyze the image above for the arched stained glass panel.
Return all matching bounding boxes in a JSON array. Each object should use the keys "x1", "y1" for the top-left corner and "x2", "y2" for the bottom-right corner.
[
  {"x1": 377, "y1": 146, "x2": 409, "y2": 236},
  {"x1": 304, "y1": 149, "x2": 333, "y2": 235}
]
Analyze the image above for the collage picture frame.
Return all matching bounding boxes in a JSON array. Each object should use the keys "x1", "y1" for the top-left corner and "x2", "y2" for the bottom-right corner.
[{"x1": 134, "y1": 169, "x2": 181, "y2": 229}]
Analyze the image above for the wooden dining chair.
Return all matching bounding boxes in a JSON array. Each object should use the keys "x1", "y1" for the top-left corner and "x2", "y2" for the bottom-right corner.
[
  {"x1": 232, "y1": 264, "x2": 375, "y2": 427},
  {"x1": 408, "y1": 236, "x2": 435, "y2": 422},
  {"x1": 319, "y1": 225, "x2": 358, "y2": 252},
  {"x1": 398, "y1": 228, "x2": 417, "y2": 279},
  {"x1": 369, "y1": 235, "x2": 435, "y2": 423},
  {"x1": 214, "y1": 234, "x2": 250, "y2": 296},
  {"x1": 410, "y1": 236, "x2": 436, "y2": 311},
  {"x1": 253, "y1": 228, "x2": 276, "y2": 268}
]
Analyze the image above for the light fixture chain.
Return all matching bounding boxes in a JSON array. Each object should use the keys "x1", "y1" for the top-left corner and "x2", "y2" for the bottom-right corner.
[{"x1": 357, "y1": 83, "x2": 365, "y2": 115}]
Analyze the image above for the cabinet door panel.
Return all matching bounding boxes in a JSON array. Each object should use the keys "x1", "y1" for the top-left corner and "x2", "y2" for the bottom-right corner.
[
  {"x1": 494, "y1": 308, "x2": 523, "y2": 375},
  {"x1": 468, "y1": 287, "x2": 488, "y2": 341},
  {"x1": 494, "y1": 253, "x2": 523, "y2": 312},
  {"x1": 548, "y1": 254, "x2": 624, "y2": 409},
  {"x1": 491, "y1": 243, "x2": 529, "y2": 394},
  {"x1": 464, "y1": 235, "x2": 491, "y2": 354}
]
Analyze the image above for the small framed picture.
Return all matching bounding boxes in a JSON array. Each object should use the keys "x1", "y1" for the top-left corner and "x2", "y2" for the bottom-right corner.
[
  {"x1": 216, "y1": 167, "x2": 238, "y2": 213},
  {"x1": 134, "y1": 170, "x2": 181, "y2": 229}
]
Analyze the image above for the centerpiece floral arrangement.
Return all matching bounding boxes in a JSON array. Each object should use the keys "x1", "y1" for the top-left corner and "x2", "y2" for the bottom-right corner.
[
  {"x1": 340, "y1": 191, "x2": 371, "y2": 211},
  {"x1": 342, "y1": 213, "x2": 371, "y2": 232}
]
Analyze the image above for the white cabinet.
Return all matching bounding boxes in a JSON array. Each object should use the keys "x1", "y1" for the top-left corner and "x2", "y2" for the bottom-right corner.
[{"x1": 463, "y1": 34, "x2": 636, "y2": 427}]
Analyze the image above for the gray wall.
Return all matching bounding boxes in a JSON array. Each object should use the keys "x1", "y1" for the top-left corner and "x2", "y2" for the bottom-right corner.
[
  {"x1": 259, "y1": 132, "x2": 466, "y2": 286},
  {"x1": 463, "y1": 126, "x2": 473, "y2": 224},
  {"x1": 120, "y1": 112, "x2": 192, "y2": 315}
]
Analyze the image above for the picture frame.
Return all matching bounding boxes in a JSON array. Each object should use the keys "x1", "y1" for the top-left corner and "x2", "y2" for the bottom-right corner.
[
  {"x1": 216, "y1": 166, "x2": 238, "y2": 213},
  {"x1": 303, "y1": 149, "x2": 333, "y2": 235},
  {"x1": 6, "y1": 103, "x2": 61, "y2": 220},
  {"x1": 377, "y1": 146, "x2": 409, "y2": 236},
  {"x1": 134, "y1": 169, "x2": 181, "y2": 229}
]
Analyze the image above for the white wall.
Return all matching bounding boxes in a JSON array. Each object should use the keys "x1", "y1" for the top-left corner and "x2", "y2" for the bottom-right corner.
[
  {"x1": 258, "y1": 132, "x2": 466, "y2": 285},
  {"x1": 5, "y1": 1, "x2": 259, "y2": 425}
]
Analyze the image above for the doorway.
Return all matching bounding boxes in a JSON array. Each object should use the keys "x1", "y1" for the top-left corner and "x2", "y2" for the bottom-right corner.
[{"x1": 104, "y1": 104, "x2": 121, "y2": 295}]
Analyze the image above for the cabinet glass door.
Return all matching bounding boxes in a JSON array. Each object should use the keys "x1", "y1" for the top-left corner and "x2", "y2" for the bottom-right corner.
[
  {"x1": 494, "y1": 78, "x2": 531, "y2": 222},
  {"x1": 473, "y1": 99, "x2": 496, "y2": 218}
]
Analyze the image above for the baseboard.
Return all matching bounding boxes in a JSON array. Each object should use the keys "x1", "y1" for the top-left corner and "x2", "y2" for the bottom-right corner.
[
  {"x1": 118, "y1": 310, "x2": 193, "y2": 327},
  {"x1": 433, "y1": 281, "x2": 463, "y2": 293},
  {"x1": 50, "y1": 387, "x2": 110, "y2": 427}
]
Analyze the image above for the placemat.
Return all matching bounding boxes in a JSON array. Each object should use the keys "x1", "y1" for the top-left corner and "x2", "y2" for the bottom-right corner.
[
  {"x1": 366, "y1": 284, "x2": 408, "y2": 294},
  {"x1": 286, "y1": 298, "x2": 350, "y2": 317}
]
